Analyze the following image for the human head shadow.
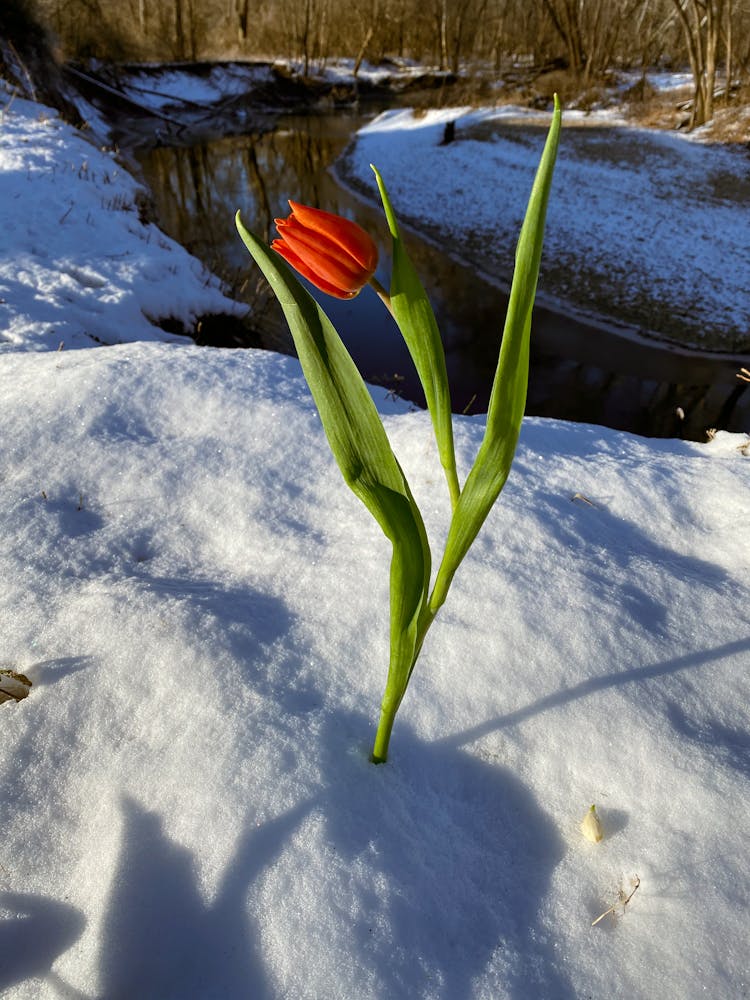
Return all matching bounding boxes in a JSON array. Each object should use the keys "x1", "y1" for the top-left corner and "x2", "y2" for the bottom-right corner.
[
  {"x1": 99, "y1": 794, "x2": 312, "y2": 1000},
  {"x1": 0, "y1": 890, "x2": 85, "y2": 992},
  {"x1": 316, "y1": 709, "x2": 576, "y2": 1000}
]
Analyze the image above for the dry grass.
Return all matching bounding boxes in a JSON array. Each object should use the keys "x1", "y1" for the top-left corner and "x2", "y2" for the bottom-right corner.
[
  {"x1": 620, "y1": 81, "x2": 750, "y2": 146},
  {"x1": 415, "y1": 67, "x2": 750, "y2": 148}
]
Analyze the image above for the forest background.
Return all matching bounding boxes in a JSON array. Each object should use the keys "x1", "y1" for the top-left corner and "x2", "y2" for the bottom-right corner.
[{"x1": 8, "y1": 1, "x2": 750, "y2": 132}]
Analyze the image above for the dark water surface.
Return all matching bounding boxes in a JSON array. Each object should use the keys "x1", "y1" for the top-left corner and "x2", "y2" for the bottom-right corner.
[{"x1": 135, "y1": 112, "x2": 749, "y2": 441}]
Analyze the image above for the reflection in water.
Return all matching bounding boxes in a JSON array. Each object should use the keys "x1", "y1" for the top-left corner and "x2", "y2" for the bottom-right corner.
[{"x1": 136, "y1": 114, "x2": 749, "y2": 441}]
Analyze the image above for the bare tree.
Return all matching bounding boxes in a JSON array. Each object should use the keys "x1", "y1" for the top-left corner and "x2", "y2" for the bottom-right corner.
[
  {"x1": 670, "y1": 0, "x2": 726, "y2": 126},
  {"x1": 350, "y1": 0, "x2": 380, "y2": 76},
  {"x1": 25, "y1": 0, "x2": 750, "y2": 98},
  {"x1": 542, "y1": 0, "x2": 585, "y2": 73},
  {"x1": 541, "y1": 0, "x2": 647, "y2": 82}
]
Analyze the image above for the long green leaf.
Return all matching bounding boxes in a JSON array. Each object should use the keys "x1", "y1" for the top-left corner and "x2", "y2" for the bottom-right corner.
[
  {"x1": 235, "y1": 212, "x2": 431, "y2": 745},
  {"x1": 430, "y1": 96, "x2": 562, "y2": 612},
  {"x1": 372, "y1": 166, "x2": 460, "y2": 510}
]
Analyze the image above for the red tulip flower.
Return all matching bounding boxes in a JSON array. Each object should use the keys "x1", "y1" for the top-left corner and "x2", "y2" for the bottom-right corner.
[
  {"x1": 237, "y1": 108, "x2": 562, "y2": 764},
  {"x1": 272, "y1": 201, "x2": 378, "y2": 299}
]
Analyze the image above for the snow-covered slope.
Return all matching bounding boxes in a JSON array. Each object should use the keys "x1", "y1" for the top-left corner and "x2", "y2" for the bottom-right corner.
[
  {"x1": 1, "y1": 88, "x2": 748, "y2": 1000},
  {"x1": 0, "y1": 92, "x2": 243, "y2": 353}
]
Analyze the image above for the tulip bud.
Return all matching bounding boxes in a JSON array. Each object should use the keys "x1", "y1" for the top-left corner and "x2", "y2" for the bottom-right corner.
[
  {"x1": 580, "y1": 804, "x2": 604, "y2": 843},
  {"x1": 272, "y1": 201, "x2": 378, "y2": 300}
]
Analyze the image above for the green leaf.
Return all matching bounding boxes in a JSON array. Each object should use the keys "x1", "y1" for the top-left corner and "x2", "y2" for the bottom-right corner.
[
  {"x1": 235, "y1": 212, "x2": 431, "y2": 751},
  {"x1": 430, "y1": 95, "x2": 562, "y2": 612},
  {"x1": 372, "y1": 166, "x2": 460, "y2": 510}
]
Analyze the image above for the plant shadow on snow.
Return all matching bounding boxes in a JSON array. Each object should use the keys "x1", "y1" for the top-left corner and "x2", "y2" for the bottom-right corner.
[
  {"x1": 41, "y1": 494, "x2": 105, "y2": 538},
  {"x1": 438, "y1": 637, "x2": 750, "y2": 751},
  {"x1": 96, "y1": 716, "x2": 576, "y2": 999},
  {"x1": 315, "y1": 710, "x2": 576, "y2": 1000},
  {"x1": 133, "y1": 571, "x2": 293, "y2": 658},
  {"x1": 125, "y1": 571, "x2": 327, "y2": 715},
  {"x1": 25, "y1": 655, "x2": 96, "y2": 688},
  {"x1": 517, "y1": 485, "x2": 732, "y2": 633},
  {"x1": 0, "y1": 890, "x2": 86, "y2": 994},
  {"x1": 509, "y1": 474, "x2": 742, "y2": 633},
  {"x1": 16, "y1": 713, "x2": 577, "y2": 999}
]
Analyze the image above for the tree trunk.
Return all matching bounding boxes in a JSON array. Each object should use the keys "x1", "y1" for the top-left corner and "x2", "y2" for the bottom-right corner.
[
  {"x1": 435, "y1": 0, "x2": 449, "y2": 70},
  {"x1": 302, "y1": 0, "x2": 312, "y2": 76},
  {"x1": 173, "y1": 0, "x2": 185, "y2": 58},
  {"x1": 354, "y1": 25, "x2": 374, "y2": 77},
  {"x1": 543, "y1": 0, "x2": 585, "y2": 75},
  {"x1": 237, "y1": 0, "x2": 250, "y2": 41},
  {"x1": 671, "y1": 0, "x2": 725, "y2": 128},
  {"x1": 724, "y1": 0, "x2": 733, "y2": 97}
]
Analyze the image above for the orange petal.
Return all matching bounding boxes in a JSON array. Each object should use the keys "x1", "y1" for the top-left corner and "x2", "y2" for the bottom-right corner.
[
  {"x1": 276, "y1": 216, "x2": 364, "y2": 278},
  {"x1": 277, "y1": 227, "x2": 369, "y2": 294},
  {"x1": 272, "y1": 240, "x2": 359, "y2": 299},
  {"x1": 287, "y1": 201, "x2": 378, "y2": 273}
]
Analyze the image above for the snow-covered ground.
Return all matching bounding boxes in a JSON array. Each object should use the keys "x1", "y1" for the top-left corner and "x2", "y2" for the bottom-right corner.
[
  {"x1": 0, "y1": 93, "x2": 244, "y2": 353},
  {"x1": 1, "y1": 87, "x2": 749, "y2": 1000},
  {"x1": 280, "y1": 56, "x2": 450, "y2": 87},
  {"x1": 116, "y1": 62, "x2": 276, "y2": 112},
  {"x1": 338, "y1": 104, "x2": 750, "y2": 352}
]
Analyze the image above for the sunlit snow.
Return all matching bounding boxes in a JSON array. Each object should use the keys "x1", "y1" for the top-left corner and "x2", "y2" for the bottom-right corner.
[
  {"x1": 1, "y1": 83, "x2": 749, "y2": 1000},
  {"x1": 339, "y1": 104, "x2": 750, "y2": 350}
]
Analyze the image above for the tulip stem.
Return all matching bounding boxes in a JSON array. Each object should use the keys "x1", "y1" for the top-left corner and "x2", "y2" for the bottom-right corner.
[{"x1": 369, "y1": 276, "x2": 395, "y2": 319}]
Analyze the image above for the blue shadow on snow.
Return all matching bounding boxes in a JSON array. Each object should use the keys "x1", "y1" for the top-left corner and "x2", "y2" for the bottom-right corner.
[
  {"x1": 316, "y1": 709, "x2": 576, "y2": 1000},
  {"x1": 99, "y1": 795, "x2": 311, "y2": 1000},
  {"x1": 0, "y1": 890, "x2": 85, "y2": 993}
]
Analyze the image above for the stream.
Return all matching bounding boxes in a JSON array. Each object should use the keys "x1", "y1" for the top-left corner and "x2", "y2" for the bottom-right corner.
[{"x1": 133, "y1": 110, "x2": 749, "y2": 442}]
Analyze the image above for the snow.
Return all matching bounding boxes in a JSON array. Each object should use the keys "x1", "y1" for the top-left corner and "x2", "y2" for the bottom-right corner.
[
  {"x1": 278, "y1": 56, "x2": 443, "y2": 87},
  {"x1": 644, "y1": 71, "x2": 694, "y2": 92},
  {"x1": 338, "y1": 105, "x2": 750, "y2": 352},
  {"x1": 1, "y1": 87, "x2": 750, "y2": 1000},
  {"x1": 0, "y1": 91, "x2": 244, "y2": 352},
  {"x1": 118, "y1": 63, "x2": 275, "y2": 111}
]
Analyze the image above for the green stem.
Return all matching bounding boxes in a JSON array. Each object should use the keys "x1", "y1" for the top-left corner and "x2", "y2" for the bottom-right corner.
[
  {"x1": 372, "y1": 683, "x2": 406, "y2": 763},
  {"x1": 446, "y1": 461, "x2": 460, "y2": 512},
  {"x1": 371, "y1": 704, "x2": 396, "y2": 764},
  {"x1": 369, "y1": 275, "x2": 394, "y2": 319},
  {"x1": 428, "y1": 561, "x2": 453, "y2": 618},
  {"x1": 370, "y1": 606, "x2": 439, "y2": 763}
]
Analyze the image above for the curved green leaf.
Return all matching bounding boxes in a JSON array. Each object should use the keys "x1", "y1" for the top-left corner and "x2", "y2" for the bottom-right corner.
[
  {"x1": 372, "y1": 166, "x2": 460, "y2": 510},
  {"x1": 431, "y1": 96, "x2": 562, "y2": 612}
]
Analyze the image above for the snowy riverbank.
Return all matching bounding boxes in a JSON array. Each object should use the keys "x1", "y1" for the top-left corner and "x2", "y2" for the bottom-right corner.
[
  {"x1": 1, "y1": 88, "x2": 749, "y2": 1000},
  {"x1": 0, "y1": 91, "x2": 244, "y2": 353},
  {"x1": 338, "y1": 104, "x2": 750, "y2": 353}
]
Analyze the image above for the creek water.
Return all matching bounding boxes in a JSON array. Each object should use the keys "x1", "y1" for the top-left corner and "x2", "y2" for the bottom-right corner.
[{"x1": 134, "y1": 110, "x2": 749, "y2": 441}]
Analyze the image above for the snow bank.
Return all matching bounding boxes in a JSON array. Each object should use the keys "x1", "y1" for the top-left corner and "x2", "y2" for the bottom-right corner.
[
  {"x1": 1, "y1": 340, "x2": 749, "y2": 999},
  {"x1": 1, "y1": 89, "x2": 749, "y2": 1000},
  {"x1": 0, "y1": 90, "x2": 244, "y2": 353},
  {"x1": 339, "y1": 106, "x2": 750, "y2": 351},
  {"x1": 118, "y1": 63, "x2": 275, "y2": 111}
]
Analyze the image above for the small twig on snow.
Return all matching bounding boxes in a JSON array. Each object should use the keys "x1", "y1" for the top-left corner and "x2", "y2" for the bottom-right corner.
[{"x1": 592, "y1": 875, "x2": 641, "y2": 927}]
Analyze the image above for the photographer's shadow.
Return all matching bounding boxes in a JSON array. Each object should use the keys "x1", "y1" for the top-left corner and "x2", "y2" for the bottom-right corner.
[
  {"x1": 0, "y1": 890, "x2": 85, "y2": 993},
  {"x1": 99, "y1": 794, "x2": 311, "y2": 1000}
]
